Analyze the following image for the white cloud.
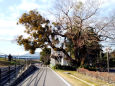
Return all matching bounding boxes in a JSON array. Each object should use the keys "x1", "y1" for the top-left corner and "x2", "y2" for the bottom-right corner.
[
  {"x1": 0, "y1": 38, "x2": 13, "y2": 41},
  {"x1": 0, "y1": 0, "x2": 55, "y2": 55},
  {"x1": 17, "y1": 0, "x2": 39, "y2": 11},
  {"x1": 99, "y1": 0, "x2": 115, "y2": 9},
  {"x1": 0, "y1": 18, "x2": 25, "y2": 41},
  {"x1": 0, "y1": 19, "x2": 16, "y2": 27},
  {"x1": 0, "y1": 0, "x2": 54, "y2": 42}
]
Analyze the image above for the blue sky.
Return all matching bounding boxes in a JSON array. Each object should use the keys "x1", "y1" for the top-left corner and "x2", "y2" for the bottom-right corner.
[
  {"x1": 0, "y1": 0, "x2": 55, "y2": 55},
  {"x1": 0, "y1": 0, "x2": 115, "y2": 55}
]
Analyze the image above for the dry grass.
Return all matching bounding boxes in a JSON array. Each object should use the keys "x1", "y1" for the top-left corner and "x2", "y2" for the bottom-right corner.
[
  {"x1": 55, "y1": 70, "x2": 115, "y2": 86},
  {"x1": 0, "y1": 58, "x2": 11, "y2": 67},
  {"x1": 0, "y1": 57, "x2": 25, "y2": 67},
  {"x1": 77, "y1": 68, "x2": 115, "y2": 85},
  {"x1": 72, "y1": 72, "x2": 115, "y2": 86},
  {"x1": 55, "y1": 70, "x2": 89, "y2": 86}
]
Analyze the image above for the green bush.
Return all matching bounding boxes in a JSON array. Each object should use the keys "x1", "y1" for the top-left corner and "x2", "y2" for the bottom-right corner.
[
  {"x1": 53, "y1": 64, "x2": 76, "y2": 70},
  {"x1": 80, "y1": 64, "x2": 97, "y2": 71},
  {"x1": 109, "y1": 59, "x2": 115, "y2": 67}
]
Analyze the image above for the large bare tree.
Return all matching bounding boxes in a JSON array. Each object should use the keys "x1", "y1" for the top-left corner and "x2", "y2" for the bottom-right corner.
[{"x1": 16, "y1": 0, "x2": 115, "y2": 67}]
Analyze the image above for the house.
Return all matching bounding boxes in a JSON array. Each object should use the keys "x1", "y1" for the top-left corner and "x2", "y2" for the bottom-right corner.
[{"x1": 50, "y1": 48, "x2": 70, "y2": 67}]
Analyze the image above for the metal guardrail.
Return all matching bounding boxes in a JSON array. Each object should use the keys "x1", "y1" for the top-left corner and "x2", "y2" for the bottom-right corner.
[
  {"x1": 0, "y1": 57, "x2": 32, "y2": 86},
  {"x1": 10, "y1": 64, "x2": 37, "y2": 86},
  {"x1": 0, "y1": 65, "x2": 23, "y2": 86}
]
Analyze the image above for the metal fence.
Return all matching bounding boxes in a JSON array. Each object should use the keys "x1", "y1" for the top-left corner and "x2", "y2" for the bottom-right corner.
[{"x1": 0, "y1": 65, "x2": 24, "y2": 86}]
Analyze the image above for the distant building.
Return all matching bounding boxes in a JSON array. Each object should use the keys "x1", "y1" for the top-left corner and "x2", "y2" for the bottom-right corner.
[{"x1": 50, "y1": 48, "x2": 70, "y2": 67}]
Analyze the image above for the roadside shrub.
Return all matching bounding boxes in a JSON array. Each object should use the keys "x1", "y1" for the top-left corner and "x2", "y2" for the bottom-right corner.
[
  {"x1": 109, "y1": 59, "x2": 115, "y2": 67},
  {"x1": 53, "y1": 64, "x2": 62, "y2": 69},
  {"x1": 53, "y1": 64, "x2": 76, "y2": 70},
  {"x1": 81, "y1": 64, "x2": 97, "y2": 71}
]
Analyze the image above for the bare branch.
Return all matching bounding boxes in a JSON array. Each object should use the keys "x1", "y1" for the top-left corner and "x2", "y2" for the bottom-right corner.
[{"x1": 82, "y1": 9, "x2": 98, "y2": 21}]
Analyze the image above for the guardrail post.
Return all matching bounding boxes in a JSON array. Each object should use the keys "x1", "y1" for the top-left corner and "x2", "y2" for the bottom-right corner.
[
  {"x1": 15, "y1": 64, "x2": 17, "y2": 78},
  {"x1": 19, "y1": 65, "x2": 21, "y2": 73},
  {"x1": 8, "y1": 66, "x2": 10, "y2": 83},
  {"x1": 0, "y1": 69, "x2": 1, "y2": 85}
]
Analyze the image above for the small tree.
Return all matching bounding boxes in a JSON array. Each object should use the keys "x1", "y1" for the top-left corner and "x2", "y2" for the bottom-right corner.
[
  {"x1": 40, "y1": 48, "x2": 51, "y2": 65},
  {"x1": 109, "y1": 50, "x2": 115, "y2": 67},
  {"x1": 8, "y1": 54, "x2": 13, "y2": 61},
  {"x1": 110, "y1": 50, "x2": 115, "y2": 58}
]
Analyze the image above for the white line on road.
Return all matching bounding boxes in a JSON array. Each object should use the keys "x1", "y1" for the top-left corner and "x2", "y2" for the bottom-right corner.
[{"x1": 48, "y1": 67, "x2": 71, "y2": 86}]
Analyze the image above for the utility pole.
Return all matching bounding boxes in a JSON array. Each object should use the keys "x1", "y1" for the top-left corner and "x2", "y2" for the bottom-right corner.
[
  {"x1": 106, "y1": 51, "x2": 109, "y2": 72},
  {"x1": 106, "y1": 47, "x2": 112, "y2": 72},
  {"x1": 5, "y1": 54, "x2": 6, "y2": 60}
]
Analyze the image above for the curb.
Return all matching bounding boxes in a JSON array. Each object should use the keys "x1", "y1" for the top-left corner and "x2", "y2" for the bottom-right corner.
[{"x1": 48, "y1": 67, "x2": 71, "y2": 86}]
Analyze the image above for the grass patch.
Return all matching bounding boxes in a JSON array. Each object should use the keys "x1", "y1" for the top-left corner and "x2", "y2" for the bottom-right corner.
[
  {"x1": 54, "y1": 69, "x2": 115, "y2": 86},
  {"x1": 55, "y1": 70, "x2": 89, "y2": 86},
  {"x1": 0, "y1": 57, "x2": 40, "y2": 67},
  {"x1": 0, "y1": 57, "x2": 25, "y2": 67}
]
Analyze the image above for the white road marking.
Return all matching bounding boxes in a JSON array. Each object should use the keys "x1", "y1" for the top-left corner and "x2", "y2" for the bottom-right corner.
[{"x1": 48, "y1": 67, "x2": 71, "y2": 86}]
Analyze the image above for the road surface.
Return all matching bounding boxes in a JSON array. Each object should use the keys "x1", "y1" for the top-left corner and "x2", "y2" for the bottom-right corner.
[{"x1": 18, "y1": 67, "x2": 68, "y2": 86}]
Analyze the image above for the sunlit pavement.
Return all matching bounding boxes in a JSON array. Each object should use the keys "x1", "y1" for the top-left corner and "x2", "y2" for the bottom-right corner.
[{"x1": 18, "y1": 66, "x2": 68, "y2": 86}]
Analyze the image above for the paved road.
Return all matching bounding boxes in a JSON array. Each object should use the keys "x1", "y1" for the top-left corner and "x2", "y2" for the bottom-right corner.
[{"x1": 18, "y1": 67, "x2": 68, "y2": 86}]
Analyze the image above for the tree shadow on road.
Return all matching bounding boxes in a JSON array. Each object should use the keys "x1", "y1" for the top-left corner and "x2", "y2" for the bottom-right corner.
[{"x1": 10, "y1": 65, "x2": 38, "y2": 86}]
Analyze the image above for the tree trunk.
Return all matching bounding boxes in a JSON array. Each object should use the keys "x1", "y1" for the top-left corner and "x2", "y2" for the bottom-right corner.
[
  {"x1": 74, "y1": 47, "x2": 81, "y2": 67},
  {"x1": 80, "y1": 57, "x2": 85, "y2": 66}
]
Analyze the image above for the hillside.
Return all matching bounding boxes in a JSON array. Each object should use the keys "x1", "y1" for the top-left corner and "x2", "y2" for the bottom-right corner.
[{"x1": 20, "y1": 52, "x2": 40, "y2": 59}]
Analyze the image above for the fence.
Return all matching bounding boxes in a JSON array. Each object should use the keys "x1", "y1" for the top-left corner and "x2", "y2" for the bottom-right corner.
[
  {"x1": 0, "y1": 57, "x2": 32, "y2": 85},
  {"x1": 10, "y1": 64, "x2": 38, "y2": 86},
  {"x1": 0, "y1": 65, "x2": 24, "y2": 86}
]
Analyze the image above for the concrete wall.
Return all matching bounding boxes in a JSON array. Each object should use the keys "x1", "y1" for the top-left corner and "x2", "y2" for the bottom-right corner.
[{"x1": 10, "y1": 65, "x2": 37, "y2": 86}]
